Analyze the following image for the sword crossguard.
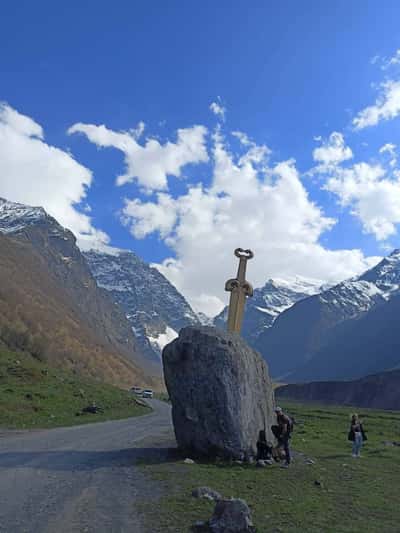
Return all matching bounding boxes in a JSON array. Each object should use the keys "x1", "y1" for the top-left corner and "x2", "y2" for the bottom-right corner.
[{"x1": 225, "y1": 278, "x2": 253, "y2": 297}]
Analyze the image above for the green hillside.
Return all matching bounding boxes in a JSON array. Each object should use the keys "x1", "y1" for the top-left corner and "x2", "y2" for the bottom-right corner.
[
  {"x1": 0, "y1": 346, "x2": 151, "y2": 429},
  {"x1": 139, "y1": 401, "x2": 400, "y2": 532}
]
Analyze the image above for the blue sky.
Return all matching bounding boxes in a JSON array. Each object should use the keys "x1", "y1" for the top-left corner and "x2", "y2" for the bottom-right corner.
[{"x1": 2, "y1": 1, "x2": 400, "y2": 314}]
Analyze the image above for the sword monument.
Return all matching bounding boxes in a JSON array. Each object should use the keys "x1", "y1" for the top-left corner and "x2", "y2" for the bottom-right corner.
[{"x1": 225, "y1": 248, "x2": 254, "y2": 334}]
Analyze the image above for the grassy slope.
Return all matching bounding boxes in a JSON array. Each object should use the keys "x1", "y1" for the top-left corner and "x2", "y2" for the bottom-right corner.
[
  {"x1": 0, "y1": 347, "x2": 151, "y2": 429},
  {"x1": 140, "y1": 401, "x2": 400, "y2": 532}
]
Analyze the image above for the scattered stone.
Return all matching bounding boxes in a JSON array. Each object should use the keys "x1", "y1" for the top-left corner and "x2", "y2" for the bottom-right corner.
[
  {"x1": 208, "y1": 498, "x2": 255, "y2": 533},
  {"x1": 162, "y1": 326, "x2": 275, "y2": 459},
  {"x1": 184, "y1": 458, "x2": 195, "y2": 464},
  {"x1": 306, "y1": 459, "x2": 315, "y2": 465},
  {"x1": 314, "y1": 480, "x2": 323, "y2": 488},
  {"x1": 192, "y1": 487, "x2": 222, "y2": 501},
  {"x1": 81, "y1": 402, "x2": 104, "y2": 415},
  {"x1": 383, "y1": 440, "x2": 400, "y2": 447},
  {"x1": 192, "y1": 520, "x2": 208, "y2": 529}
]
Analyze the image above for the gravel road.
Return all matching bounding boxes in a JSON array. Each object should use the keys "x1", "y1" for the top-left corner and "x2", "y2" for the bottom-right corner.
[{"x1": 0, "y1": 399, "x2": 175, "y2": 533}]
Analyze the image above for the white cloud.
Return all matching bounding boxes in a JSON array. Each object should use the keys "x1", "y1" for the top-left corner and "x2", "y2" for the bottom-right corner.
[
  {"x1": 325, "y1": 162, "x2": 400, "y2": 240},
  {"x1": 379, "y1": 142, "x2": 397, "y2": 167},
  {"x1": 0, "y1": 103, "x2": 108, "y2": 250},
  {"x1": 380, "y1": 49, "x2": 400, "y2": 70},
  {"x1": 122, "y1": 131, "x2": 377, "y2": 315},
  {"x1": 68, "y1": 122, "x2": 208, "y2": 192},
  {"x1": 353, "y1": 80, "x2": 400, "y2": 130},
  {"x1": 313, "y1": 132, "x2": 353, "y2": 166},
  {"x1": 209, "y1": 99, "x2": 226, "y2": 121}
]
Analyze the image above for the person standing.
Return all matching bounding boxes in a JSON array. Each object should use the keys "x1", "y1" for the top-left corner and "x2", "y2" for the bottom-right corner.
[
  {"x1": 348, "y1": 413, "x2": 367, "y2": 458},
  {"x1": 272, "y1": 406, "x2": 292, "y2": 467}
]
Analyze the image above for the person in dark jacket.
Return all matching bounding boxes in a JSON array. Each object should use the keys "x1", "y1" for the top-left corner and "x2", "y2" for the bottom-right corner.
[
  {"x1": 348, "y1": 413, "x2": 367, "y2": 458},
  {"x1": 271, "y1": 406, "x2": 292, "y2": 467},
  {"x1": 256, "y1": 430, "x2": 272, "y2": 461}
]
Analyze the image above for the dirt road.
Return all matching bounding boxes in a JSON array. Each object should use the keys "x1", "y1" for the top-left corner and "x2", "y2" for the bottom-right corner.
[{"x1": 0, "y1": 399, "x2": 174, "y2": 533}]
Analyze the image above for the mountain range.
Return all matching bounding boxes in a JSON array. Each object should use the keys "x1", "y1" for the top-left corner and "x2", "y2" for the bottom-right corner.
[
  {"x1": 254, "y1": 250, "x2": 400, "y2": 382},
  {"x1": 2, "y1": 196, "x2": 400, "y2": 391},
  {"x1": 276, "y1": 369, "x2": 400, "y2": 410},
  {"x1": 0, "y1": 198, "x2": 157, "y2": 388}
]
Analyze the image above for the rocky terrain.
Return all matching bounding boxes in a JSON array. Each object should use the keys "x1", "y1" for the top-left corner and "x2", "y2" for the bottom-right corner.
[
  {"x1": 0, "y1": 198, "x2": 154, "y2": 388},
  {"x1": 276, "y1": 369, "x2": 400, "y2": 410},
  {"x1": 84, "y1": 249, "x2": 200, "y2": 366}
]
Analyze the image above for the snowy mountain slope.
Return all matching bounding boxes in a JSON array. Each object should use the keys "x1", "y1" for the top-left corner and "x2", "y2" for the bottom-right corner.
[
  {"x1": 0, "y1": 197, "x2": 46, "y2": 231},
  {"x1": 214, "y1": 276, "x2": 321, "y2": 343},
  {"x1": 84, "y1": 249, "x2": 200, "y2": 363},
  {"x1": 256, "y1": 250, "x2": 400, "y2": 381}
]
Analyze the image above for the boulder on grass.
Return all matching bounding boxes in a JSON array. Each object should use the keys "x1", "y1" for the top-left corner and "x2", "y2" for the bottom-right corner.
[
  {"x1": 162, "y1": 326, "x2": 275, "y2": 459},
  {"x1": 209, "y1": 498, "x2": 255, "y2": 533}
]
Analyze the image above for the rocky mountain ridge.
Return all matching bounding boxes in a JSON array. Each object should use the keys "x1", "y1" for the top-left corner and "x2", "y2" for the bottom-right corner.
[
  {"x1": 255, "y1": 250, "x2": 400, "y2": 381},
  {"x1": 276, "y1": 369, "x2": 400, "y2": 410},
  {"x1": 84, "y1": 249, "x2": 200, "y2": 363},
  {"x1": 0, "y1": 198, "x2": 156, "y2": 388}
]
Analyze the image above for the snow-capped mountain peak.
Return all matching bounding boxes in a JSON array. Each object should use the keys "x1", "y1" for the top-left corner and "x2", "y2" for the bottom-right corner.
[{"x1": 0, "y1": 197, "x2": 47, "y2": 234}]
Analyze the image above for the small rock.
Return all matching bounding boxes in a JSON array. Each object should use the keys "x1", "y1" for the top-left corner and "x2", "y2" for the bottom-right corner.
[
  {"x1": 306, "y1": 459, "x2": 315, "y2": 465},
  {"x1": 208, "y1": 498, "x2": 255, "y2": 532},
  {"x1": 184, "y1": 458, "x2": 195, "y2": 464},
  {"x1": 192, "y1": 487, "x2": 222, "y2": 501},
  {"x1": 314, "y1": 480, "x2": 323, "y2": 488}
]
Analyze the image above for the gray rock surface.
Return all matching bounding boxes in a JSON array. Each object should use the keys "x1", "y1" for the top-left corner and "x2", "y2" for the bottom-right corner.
[
  {"x1": 163, "y1": 326, "x2": 275, "y2": 459},
  {"x1": 192, "y1": 487, "x2": 222, "y2": 501},
  {"x1": 209, "y1": 498, "x2": 255, "y2": 533}
]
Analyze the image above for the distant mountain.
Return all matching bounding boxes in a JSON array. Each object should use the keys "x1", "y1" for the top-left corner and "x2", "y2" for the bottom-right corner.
[
  {"x1": 276, "y1": 369, "x2": 400, "y2": 410},
  {"x1": 0, "y1": 198, "x2": 156, "y2": 388},
  {"x1": 214, "y1": 277, "x2": 321, "y2": 344},
  {"x1": 256, "y1": 250, "x2": 400, "y2": 381},
  {"x1": 289, "y1": 293, "x2": 400, "y2": 382},
  {"x1": 83, "y1": 249, "x2": 200, "y2": 363}
]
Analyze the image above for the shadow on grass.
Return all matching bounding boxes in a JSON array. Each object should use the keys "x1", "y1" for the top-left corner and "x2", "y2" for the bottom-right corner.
[{"x1": 0, "y1": 446, "x2": 181, "y2": 471}]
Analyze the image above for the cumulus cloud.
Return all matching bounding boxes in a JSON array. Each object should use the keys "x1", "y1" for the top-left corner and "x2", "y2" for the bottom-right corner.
[
  {"x1": 122, "y1": 131, "x2": 377, "y2": 315},
  {"x1": 313, "y1": 132, "x2": 353, "y2": 167},
  {"x1": 353, "y1": 80, "x2": 400, "y2": 130},
  {"x1": 325, "y1": 162, "x2": 400, "y2": 240},
  {"x1": 68, "y1": 122, "x2": 208, "y2": 191},
  {"x1": 0, "y1": 103, "x2": 108, "y2": 249}
]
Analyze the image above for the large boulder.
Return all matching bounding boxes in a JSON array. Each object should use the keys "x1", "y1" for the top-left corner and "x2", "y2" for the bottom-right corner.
[{"x1": 162, "y1": 326, "x2": 275, "y2": 459}]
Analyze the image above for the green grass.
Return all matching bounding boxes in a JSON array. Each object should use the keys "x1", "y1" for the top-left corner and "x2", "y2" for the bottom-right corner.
[
  {"x1": 139, "y1": 401, "x2": 400, "y2": 532},
  {"x1": 0, "y1": 347, "x2": 151, "y2": 429}
]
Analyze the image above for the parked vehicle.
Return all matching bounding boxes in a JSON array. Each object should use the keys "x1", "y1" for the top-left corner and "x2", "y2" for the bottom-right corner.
[
  {"x1": 130, "y1": 386, "x2": 143, "y2": 395},
  {"x1": 142, "y1": 389, "x2": 154, "y2": 398}
]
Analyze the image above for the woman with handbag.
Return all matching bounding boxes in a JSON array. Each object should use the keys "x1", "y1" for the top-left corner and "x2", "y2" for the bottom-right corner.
[{"x1": 348, "y1": 413, "x2": 367, "y2": 458}]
